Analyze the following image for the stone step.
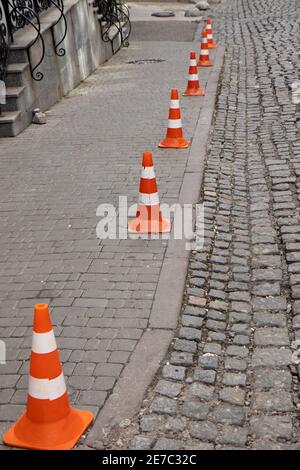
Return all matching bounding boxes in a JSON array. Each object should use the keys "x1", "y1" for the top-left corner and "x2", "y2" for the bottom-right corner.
[
  {"x1": 6, "y1": 63, "x2": 30, "y2": 87},
  {"x1": 1, "y1": 86, "x2": 26, "y2": 113},
  {"x1": 9, "y1": 21, "x2": 51, "y2": 49},
  {"x1": 0, "y1": 111, "x2": 23, "y2": 137},
  {"x1": 97, "y1": 17, "x2": 128, "y2": 42},
  {"x1": 106, "y1": 22, "x2": 128, "y2": 50},
  {"x1": 8, "y1": 46, "x2": 28, "y2": 64}
]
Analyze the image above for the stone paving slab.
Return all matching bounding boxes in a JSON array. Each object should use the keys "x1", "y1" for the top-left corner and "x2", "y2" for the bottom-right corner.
[
  {"x1": 0, "y1": 17, "x2": 222, "y2": 449},
  {"x1": 130, "y1": 20, "x2": 198, "y2": 42}
]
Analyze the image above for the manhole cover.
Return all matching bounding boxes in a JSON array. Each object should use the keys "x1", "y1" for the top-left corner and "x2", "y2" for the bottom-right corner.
[
  {"x1": 151, "y1": 11, "x2": 175, "y2": 18},
  {"x1": 126, "y1": 59, "x2": 166, "y2": 65}
]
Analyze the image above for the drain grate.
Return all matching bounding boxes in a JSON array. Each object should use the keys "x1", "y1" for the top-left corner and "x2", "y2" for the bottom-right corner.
[{"x1": 126, "y1": 59, "x2": 166, "y2": 65}]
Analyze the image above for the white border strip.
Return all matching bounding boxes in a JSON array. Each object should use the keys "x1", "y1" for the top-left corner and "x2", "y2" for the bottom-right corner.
[{"x1": 29, "y1": 372, "x2": 66, "y2": 400}]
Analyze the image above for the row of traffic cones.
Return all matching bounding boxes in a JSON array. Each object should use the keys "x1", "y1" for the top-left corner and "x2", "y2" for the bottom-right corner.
[
  {"x1": 184, "y1": 22, "x2": 216, "y2": 96},
  {"x1": 2, "y1": 20, "x2": 217, "y2": 451},
  {"x1": 129, "y1": 20, "x2": 217, "y2": 234},
  {"x1": 160, "y1": 20, "x2": 217, "y2": 148}
]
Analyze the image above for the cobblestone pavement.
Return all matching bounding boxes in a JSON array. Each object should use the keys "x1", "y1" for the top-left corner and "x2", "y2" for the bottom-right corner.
[
  {"x1": 104, "y1": 0, "x2": 300, "y2": 450},
  {"x1": 0, "y1": 16, "x2": 216, "y2": 448}
]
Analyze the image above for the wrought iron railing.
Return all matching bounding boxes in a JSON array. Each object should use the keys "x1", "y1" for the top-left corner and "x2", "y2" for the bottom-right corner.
[
  {"x1": 0, "y1": 1, "x2": 9, "y2": 83},
  {"x1": 0, "y1": 0, "x2": 67, "y2": 82},
  {"x1": 94, "y1": 0, "x2": 131, "y2": 55},
  {"x1": 0, "y1": 2, "x2": 9, "y2": 114}
]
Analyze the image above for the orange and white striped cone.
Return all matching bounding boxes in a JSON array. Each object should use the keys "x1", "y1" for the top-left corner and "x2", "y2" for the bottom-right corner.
[
  {"x1": 183, "y1": 51, "x2": 205, "y2": 97},
  {"x1": 206, "y1": 19, "x2": 217, "y2": 49},
  {"x1": 159, "y1": 88, "x2": 189, "y2": 149},
  {"x1": 128, "y1": 151, "x2": 171, "y2": 234},
  {"x1": 197, "y1": 29, "x2": 213, "y2": 67},
  {"x1": 3, "y1": 304, "x2": 94, "y2": 450}
]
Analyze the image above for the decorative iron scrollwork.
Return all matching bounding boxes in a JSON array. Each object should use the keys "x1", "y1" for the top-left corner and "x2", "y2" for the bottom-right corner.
[
  {"x1": 0, "y1": 0, "x2": 67, "y2": 82},
  {"x1": 7, "y1": 0, "x2": 45, "y2": 80},
  {"x1": 0, "y1": 1, "x2": 9, "y2": 83},
  {"x1": 49, "y1": 0, "x2": 67, "y2": 56},
  {"x1": 95, "y1": 0, "x2": 131, "y2": 55}
]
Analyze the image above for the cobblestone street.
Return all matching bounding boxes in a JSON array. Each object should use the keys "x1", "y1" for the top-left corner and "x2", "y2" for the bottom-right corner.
[
  {"x1": 104, "y1": 0, "x2": 300, "y2": 451},
  {"x1": 0, "y1": 0, "x2": 300, "y2": 453}
]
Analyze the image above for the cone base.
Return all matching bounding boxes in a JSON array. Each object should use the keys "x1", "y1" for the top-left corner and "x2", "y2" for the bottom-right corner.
[
  {"x1": 3, "y1": 407, "x2": 94, "y2": 450},
  {"x1": 128, "y1": 217, "x2": 171, "y2": 234},
  {"x1": 159, "y1": 137, "x2": 190, "y2": 149},
  {"x1": 197, "y1": 60, "x2": 213, "y2": 67},
  {"x1": 183, "y1": 88, "x2": 205, "y2": 96}
]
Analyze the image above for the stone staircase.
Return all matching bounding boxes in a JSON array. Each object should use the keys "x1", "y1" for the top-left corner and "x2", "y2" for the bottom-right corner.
[
  {"x1": 0, "y1": 0, "x2": 128, "y2": 138},
  {"x1": 0, "y1": 50, "x2": 32, "y2": 137},
  {"x1": 0, "y1": 9, "x2": 62, "y2": 138}
]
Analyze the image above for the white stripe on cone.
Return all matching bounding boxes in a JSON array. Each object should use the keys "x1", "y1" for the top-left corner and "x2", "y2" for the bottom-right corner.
[
  {"x1": 190, "y1": 59, "x2": 197, "y2": 66},
  {"x1": 170, "y1": 100, "x2": 180, "y2": 109},
  {"x1": 141, "y1": 167, "x2": 156, "y2": 179},
  {"x1": 207, "y1": 33, "x2": 213, "y2": 39},
  {"x1": 167, "y1": 119, "x2": 182, "y2": 129},
  {"x1": 32, "y1": 330, "x2": 57, "y2": 355},
  {"x1": 201, "y1": 50, "x2": 209, "y2": 56},
  {"x1": 139, "y1": 192, "x2": 160, "y2": 206},
  {"x1": 189, "y1": 74, "x2": 199, "y2": 81},
  {"x1": 29, "y1": 372, "x2": 66, "y2": 401}
]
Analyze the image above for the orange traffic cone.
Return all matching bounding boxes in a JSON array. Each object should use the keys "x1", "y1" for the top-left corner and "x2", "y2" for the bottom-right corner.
[
  {"x1": 183, "y1": 51, "x2": 205, "y2": 96},
  {"x1": 159, "y1": 88, "x2": 189, "y2": 149},
  {"x1": 206, "y1": 19, "x2": 217, "y2": 49},
  {"x1": 3, "y1": 304, "x2": 94, "y2": 450},
  {"x1": 128, "y1": 151, "x2": 171, "y2": 233},
  {"x1": 197, "y1": 29, "x2": 213, "y2": 67}
]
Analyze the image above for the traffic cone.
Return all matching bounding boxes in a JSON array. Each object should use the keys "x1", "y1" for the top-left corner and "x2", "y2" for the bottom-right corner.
[
  {"x1": 183, "y1": 51, "x2": 205, "y2": 97},
  {"x1": 128, "y1": 151, "x2": 171, "y2": 233},
  {"x1": 206, "y1": 19, "x2": 217, "y2": 49},
  {"x1": 159, "y1": 88, "x2": 189, "y2": 149},
  {"x1": 197, "y1": 29, "x2": 213, "y2": 67},
  {"x1": 3, "y1": 304, "x2": 94, "y2": 450}
]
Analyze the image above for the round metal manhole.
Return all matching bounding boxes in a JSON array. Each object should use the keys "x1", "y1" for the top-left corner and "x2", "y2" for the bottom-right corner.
[{"x1": 126, "y1": 59, "x2": 166, "y2": 65}]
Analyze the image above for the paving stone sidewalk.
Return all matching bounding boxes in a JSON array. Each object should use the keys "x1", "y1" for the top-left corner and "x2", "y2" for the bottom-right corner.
[
  {"x1": 102, "y1": 0, "x2": 300, "y2": 451},
  {"x1": 0, "y1": 15, "x2": 217, "y2": 448}
]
